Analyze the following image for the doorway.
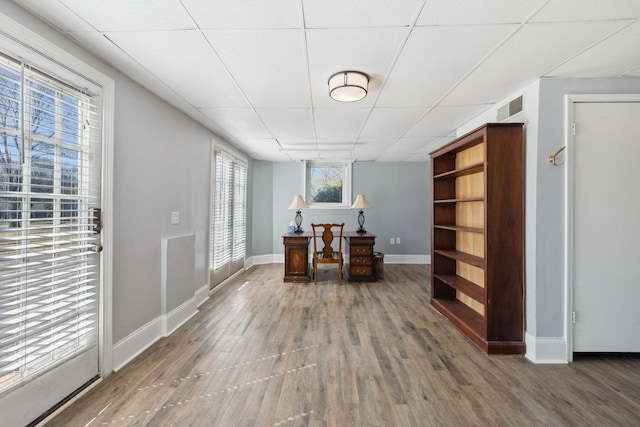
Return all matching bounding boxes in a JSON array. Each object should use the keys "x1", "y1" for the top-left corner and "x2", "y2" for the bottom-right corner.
[
  {"x1": 0, "y1": 52, "x2": 105, "y2": 425},
  {"x1": 568, "y1": 95, "x2": 640, "y2": 356}
]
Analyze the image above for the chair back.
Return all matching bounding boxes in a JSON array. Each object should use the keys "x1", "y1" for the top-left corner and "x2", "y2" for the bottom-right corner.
[{"x1": 311, "y1": 223, "x2": 344, "y2": 259}]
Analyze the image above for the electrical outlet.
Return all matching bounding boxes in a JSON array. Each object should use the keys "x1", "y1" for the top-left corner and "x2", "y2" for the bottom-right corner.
[
  {"x1": 390, "y1": 238, "x2": 395, "y2": 245},
  {"x1": 396, "y1": 237, "x2": 401, "y2": 244}
]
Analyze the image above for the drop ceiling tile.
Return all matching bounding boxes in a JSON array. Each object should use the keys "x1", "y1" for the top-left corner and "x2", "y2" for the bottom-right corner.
[
  {"x1": 278, "y1": 139, "x2": 317, "y2": 148},
  {"x1": 531, "y1": 0, "x2": 640, "y2": 22},
  {"x1": 385, "y1": 136, "x2": 441, "y2": 154},
  {"x1": 352, "y1": 139, "x2": 397, "y2": 158},
  {"x1": 204, "y1": 30, "x2": 310, "y2": 109},
  {"x1": 376, "y1": 25, "x2": 517, "y2": 107},
  {"x1": 59, "y1": 0, "x2": 195, "y2": 31},
  {"x1": 200, "y1": 109, "x2": 271, "y2": 138},
  {"x1": 15, "y1": 0, "x2": 94, "y2": 32},
  {"x1": 306, "y1": 28, "x2": 408, "y2": 108},
  {"x1": 405, "y1": 105, "x2": 489, "y2": 137},
  {"x1": 181, "y1": 0, "x2": 301, "y2": 29},
  {"x1": 234, "y1": 138, "x2": 287, "y2": 161},
  {"x1": 303, "y1": 0, "x2": 423, "y2": 28},
  {"x1": 417, "y1": 0, "x2": 547, "y2": 25},
  {"x1": 257, "y1": 109, "x2": 315, "y2": 139},
  {"x1": 314, "y1": 108, "x2": 370, "y2": 139},
  {"x1": 359, "y1": 108, "x2": 426, "y2": 139},
  {"x1": 548, "y1": 21, "x2": 640, "y2": 77},
  {"x1": 106, "y1": 30, "x2": 248, "y2": 108},
  {"x1": 442, "y1": 20, "x2": 630, "y2": 105}
]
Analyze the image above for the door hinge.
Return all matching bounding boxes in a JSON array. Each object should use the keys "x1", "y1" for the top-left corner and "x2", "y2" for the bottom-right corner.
[
  {"x1": 571, "y1": 123, "x2": 576, "y2": 136},
  {"x1": 572, "y1": 310, "x2": 576, "y2": 324}
]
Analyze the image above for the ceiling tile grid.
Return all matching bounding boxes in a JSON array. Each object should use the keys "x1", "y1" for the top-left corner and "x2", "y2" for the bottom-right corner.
[{"x1": 12, "y1": 0, "x2": 640, "y2": 161}]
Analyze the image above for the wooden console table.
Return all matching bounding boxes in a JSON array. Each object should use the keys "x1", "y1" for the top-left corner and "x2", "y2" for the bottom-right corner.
[{"x1": 282, "y1": 231, "x2": 376, "y2": 283}]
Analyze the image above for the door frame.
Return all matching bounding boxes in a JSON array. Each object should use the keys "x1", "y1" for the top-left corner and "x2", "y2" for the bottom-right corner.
[
  {"x1": 0, "y1": 10, "x2": 115, "y2": 422},
  {"x1": 564, "y1": 94, "x2": 640, "y2": 361}
]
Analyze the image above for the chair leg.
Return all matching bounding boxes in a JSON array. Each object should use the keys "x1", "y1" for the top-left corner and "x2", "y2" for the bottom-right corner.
[
  {"x1": 313, "y1": 259, "x2": 317, "y2": 285},
  {"x1": 338, "y1": 260, "x2": 342, "y2": 284}
]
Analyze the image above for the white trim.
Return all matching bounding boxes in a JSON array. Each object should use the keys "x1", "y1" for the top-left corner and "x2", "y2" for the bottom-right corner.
[
  {"x1": 252, "y1": 254, "x2": 430, "y2": 266},
  {"x1": 247, "y1": 254, "x2": 279, "y2": 266},
  {"x1": 383, "y1": 254, "x2": 430, "y2": 264},
  {"x1": 112, "y1": 299, "x2": 200, "y2": 371},
  {"x1": 165, "y1": 297, "x2": 198, "y2": 337},
  {"x1": 195, "y1": 283, "x2": 210, "y2": 308},
  {"x1": 112, "y1": 318, "x2": 164, "y2": 371},
  {"x1": 303, "y1": 160, "x2": 353, "y2": 208},
  {"x1": 99, "y1": 79, "x2": 115, "y2": 376},
  {"x1": 34, "y1": 378, "x2": 103, "y2": 427},
  {"x1": 564, "y1": 94, "x2": 640, "y2": 362},
  {"x1": 525, "y1": 333, "x2": 568, "y2": 364}
]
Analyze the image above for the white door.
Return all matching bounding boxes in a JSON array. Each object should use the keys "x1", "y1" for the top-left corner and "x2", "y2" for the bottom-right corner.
[
  {"x1": 572, "y1": 100, "x2": 640, "y2": 352},
  {"x1": 0, "y1": 57, "x2": 102, "y2": 425}
]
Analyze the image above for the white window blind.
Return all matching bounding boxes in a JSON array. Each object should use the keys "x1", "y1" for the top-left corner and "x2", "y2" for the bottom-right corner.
[
  {"x1": 232, "y1": 163, "x2": 246, "y2": 262},
  {"x1": 210, "y1": 150, "x2": 246, "y2": 271},
  {"x1": 0, "y1": 54, "x2": 100, "y2": 393}
]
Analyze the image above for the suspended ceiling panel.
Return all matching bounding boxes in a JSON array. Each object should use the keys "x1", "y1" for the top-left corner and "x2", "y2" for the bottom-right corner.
[{"x1": 13, "y1": 0, "x2": 640, "y2": 161}]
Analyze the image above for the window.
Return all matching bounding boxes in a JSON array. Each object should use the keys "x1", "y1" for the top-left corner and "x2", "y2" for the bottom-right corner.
[
  {"x1": 209, "y1": 149, "x2": 246, "y2": 287},
  {"x1": 0, "y1": 53, "x2": 100, "y2": 393},
  {"x1": 304, "y1": 160, "x2": 352, "y2": 208}
]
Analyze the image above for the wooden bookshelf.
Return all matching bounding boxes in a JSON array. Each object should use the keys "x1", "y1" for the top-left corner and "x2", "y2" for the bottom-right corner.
[{"x1": 430, "y1": 123, "x2": 525, "y2": 355}]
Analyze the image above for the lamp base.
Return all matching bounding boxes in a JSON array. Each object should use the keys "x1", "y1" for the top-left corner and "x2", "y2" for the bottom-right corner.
[
  {"x1": 294, "y1": 210, "x2": 303, "y2": 233},
  {"x1": 356, "y1": 210, "x2": 366, "y2": 234}
]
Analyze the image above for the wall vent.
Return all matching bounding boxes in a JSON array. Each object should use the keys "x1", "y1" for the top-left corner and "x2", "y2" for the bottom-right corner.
[{"x1": 497, "y1": 95, "x2": 523, "y2": 121}]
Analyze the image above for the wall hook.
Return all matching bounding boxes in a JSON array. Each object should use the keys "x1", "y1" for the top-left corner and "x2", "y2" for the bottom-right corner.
[{"x1": 548, "y1": 145, "x2": 566, "y2": 166}]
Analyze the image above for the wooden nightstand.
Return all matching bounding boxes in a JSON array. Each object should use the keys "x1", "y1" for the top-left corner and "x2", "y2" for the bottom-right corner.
[{"x1": 344, "y1": 232, "x2": 376, "y2": 282}]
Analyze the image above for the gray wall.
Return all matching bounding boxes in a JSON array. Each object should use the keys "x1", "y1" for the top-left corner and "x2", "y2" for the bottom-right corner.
[
  {"x1": 266, "y1": 161, "x2": 430, "y2": 257},
  {"x1": 112, "y1": 78, "x2": 212, "y2": 341},
  {"x1": 251, "y1": 160, "x2": 273, "y2": 256},
  {"x1": 1, "y1": 1, "x2": 216, "y2": 344}
]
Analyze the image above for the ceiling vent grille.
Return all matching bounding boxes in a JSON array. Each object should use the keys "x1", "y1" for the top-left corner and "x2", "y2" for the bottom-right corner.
[{"x1": 497, "y1": 95, "x2": 523, "y2": 121}]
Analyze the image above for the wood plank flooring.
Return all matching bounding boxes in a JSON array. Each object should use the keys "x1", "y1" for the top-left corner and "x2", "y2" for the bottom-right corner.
[{"x1": 45, "y1": 264, "x2": 640, "y2": 426}]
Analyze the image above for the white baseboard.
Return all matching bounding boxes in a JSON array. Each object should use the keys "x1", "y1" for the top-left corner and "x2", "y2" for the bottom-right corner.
[
  {"x1": 113, "y1": 296, "x2": 199, "y2": 371},
  {"x1": 383, "y1": 254, "x2": 430, "y2": 264},
  {"x1": 112, "y1": 317, "x2": 164, "y2": 371},
  {"x1": 525, "y1": 333, "x2": 568, "y2": 364},
  {"x1": 164, "y1": 296, "x2": 198, "y2": 337},
  {"x1": 249, "y1": 253, "x2": 430, "y2": 266},
  {"x1": 247, "y1": 254, "x2": 278, "y2": 267},
  {"x1": 195, "y1": 283, "x2": 210, "y2": 307}
]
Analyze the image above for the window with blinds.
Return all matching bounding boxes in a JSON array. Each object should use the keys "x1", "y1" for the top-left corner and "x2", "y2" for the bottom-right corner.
[
  {"x1": 210, "y1": 150, "x2": 246, "y2": 283},
  {"x1": 0, "y1": 54, "x2": 100, "y2": 393}
]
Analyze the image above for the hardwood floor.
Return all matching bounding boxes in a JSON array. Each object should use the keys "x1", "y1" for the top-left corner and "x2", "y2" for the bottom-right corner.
[{"x1": 46, "y1": 264, "x2": 640, "y2": 426}]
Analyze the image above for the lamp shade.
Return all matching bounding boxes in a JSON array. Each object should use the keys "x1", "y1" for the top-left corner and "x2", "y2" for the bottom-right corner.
[
  {"x1": 351, "y1": 194, "x2": 372, "y2": 209},
  {"x1": 328, "y1": 71, "x2": 368, "y2": 102},
  {"x1": 288, "y1": 195, "x2": 308, "y2": 210}
]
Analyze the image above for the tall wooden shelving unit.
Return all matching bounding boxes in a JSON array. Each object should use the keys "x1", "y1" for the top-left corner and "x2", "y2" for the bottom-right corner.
[{"x1": 430, "y1": 123, "x2": 524, "y2": 355}]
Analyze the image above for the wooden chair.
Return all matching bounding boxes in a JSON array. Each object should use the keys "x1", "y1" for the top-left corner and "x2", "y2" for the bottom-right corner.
[{"x1": 311, "y1": 223, "x2": 345, "y2": 284}]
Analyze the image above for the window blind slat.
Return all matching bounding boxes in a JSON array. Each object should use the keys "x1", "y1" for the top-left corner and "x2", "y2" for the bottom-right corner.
[
  {"x1": 0, "y1": 54, "x2": 99, "y2": 393},
  {"x1": 211, "y1": 151, "x2": 246, "y2": 273}
]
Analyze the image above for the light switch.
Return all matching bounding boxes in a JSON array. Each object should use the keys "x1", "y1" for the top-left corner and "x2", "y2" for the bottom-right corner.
[{"x1": 171, "y1": 211, "x2": 180, "y2": 225}]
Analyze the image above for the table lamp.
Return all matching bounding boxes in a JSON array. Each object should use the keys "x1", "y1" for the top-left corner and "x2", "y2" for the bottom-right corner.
[
  {"x1": 351, "y1": 194, "x2": 372, "y2": 233},
  {"x1": 288, "y1": 195, "x2": 308, "y2": 233}
]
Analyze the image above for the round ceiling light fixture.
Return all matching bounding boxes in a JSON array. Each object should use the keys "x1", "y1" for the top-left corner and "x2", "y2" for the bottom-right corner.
[{"x1": 328, "y1": 71, "x2": 368, "y2": 102}]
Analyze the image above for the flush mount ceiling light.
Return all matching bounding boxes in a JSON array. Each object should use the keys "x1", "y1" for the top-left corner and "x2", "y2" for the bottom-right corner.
[{"x1": 328, "y1": 71, "x2": 368, "y2": 102}]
